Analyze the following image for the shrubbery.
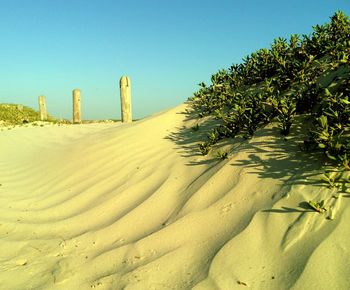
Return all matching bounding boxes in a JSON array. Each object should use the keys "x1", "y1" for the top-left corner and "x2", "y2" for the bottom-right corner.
[
  {"x1": 0, "y1": 103, "x2": 57, "y2": 126},
  {"x1": 190, "y1": 11, "x2": 350, "y2": 171}
]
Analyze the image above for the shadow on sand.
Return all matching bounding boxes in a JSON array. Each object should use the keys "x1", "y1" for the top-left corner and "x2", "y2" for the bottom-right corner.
[
  {"x1": 166, "y1": 105, "x2": 325, "y2": 187},
  {"x1": 262, "y1": 202, "x2": 315, "y2": 213}
]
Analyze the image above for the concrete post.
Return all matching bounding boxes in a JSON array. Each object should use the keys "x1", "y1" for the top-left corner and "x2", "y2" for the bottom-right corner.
[
  {"x1": 73, "y1": 89, "x2": 81, "y2": 124},
  {"x1": 38, "y1": 95, "x2": 47, "y2": 121},
  {"x1": 119, "y1": 76, "x2": 132, "y2": 123}
]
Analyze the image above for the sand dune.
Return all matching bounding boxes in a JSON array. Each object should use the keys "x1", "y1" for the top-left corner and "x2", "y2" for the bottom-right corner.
[{"x1": 0, "y1": 104, "x2": 349, "y2": 289}]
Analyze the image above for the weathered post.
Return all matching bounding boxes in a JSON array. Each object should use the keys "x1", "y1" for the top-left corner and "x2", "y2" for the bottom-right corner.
[
  {"x1": 119, "y1": 76, "x2": 132, "y2": 123},
  {"x1": 38, "y1": 95, "x2": 47, "y2": 121},
  {"x1": 72, "y1": 89, "x2": 81, "y2": 124}
]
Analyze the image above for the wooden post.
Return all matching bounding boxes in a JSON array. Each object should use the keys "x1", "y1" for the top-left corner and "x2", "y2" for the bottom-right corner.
[
  {"x1": 38, "y1": 95, "x2": 47, "y2": 121},
  {"x1": 73, "y1": 89, "x2": 81, "y2": 124},
  {"x1": 119, "y1": 76, "x2": 132, "y2": 123}
]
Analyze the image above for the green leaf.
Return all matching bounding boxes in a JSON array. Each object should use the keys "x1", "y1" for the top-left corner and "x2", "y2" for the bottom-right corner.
[
  {"x1": 308, "y1": 200, "x2": 321, "y2": 212},
  {"x1": 319, "y1": 200, "x2": 325, "y2": 208},
  {"x1": 318, "y1": 115, "x2": 328, "y2": 128},
  {"x1": 340, "y1": 98, "x2": 350, "y2": 105},
  {"x1": 326, "y1": 152, "x2": 337, "y2": 161},
  {"x1": 324, "y1": 88, "x2": 332, "y2": 96}
]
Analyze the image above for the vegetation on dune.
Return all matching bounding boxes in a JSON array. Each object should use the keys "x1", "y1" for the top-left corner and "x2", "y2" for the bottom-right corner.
[
  {"x1": 0, "y1": 103, "x2": 124, "y2": 127},
  {"x1": 308, "y1": 200, "x2": 327, "y2": 213},
  {"x1": 189, "y1": 11, "x2": 350, "y2": 214},
  {"x1": 0, "y1": 103, "x2": 55, "y2": 126},
  {"x1": 190, "y1": 11, "x2": 350, "y2": 168}
]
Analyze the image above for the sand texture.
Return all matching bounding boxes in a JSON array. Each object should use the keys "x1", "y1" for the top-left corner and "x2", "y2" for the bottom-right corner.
[{"x1": 0, "y1": 104, "x2": 349, "y2": 289}]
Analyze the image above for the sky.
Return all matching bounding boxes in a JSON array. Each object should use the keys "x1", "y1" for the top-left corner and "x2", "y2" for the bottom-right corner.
[{"x1": 0, "y1": 0, "x2": 349, "y2": 120}]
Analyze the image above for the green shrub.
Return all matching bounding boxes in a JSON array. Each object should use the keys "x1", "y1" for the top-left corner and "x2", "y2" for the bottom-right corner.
[{"x1": 190, "y1": 11, "x2": 350, "y2": 167}]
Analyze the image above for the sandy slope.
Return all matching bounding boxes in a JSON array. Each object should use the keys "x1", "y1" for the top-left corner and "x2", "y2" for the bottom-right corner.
[{"x1": 0, "y1": 104, "x2": 349, "y2": 290}]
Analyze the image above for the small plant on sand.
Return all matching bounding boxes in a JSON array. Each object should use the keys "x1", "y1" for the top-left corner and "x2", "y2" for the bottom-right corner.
[
  {"x1": 268, "y1": 96, "x2": 296, "y2": 135},
  {"x1": 199, "y1": 142, "x2": 211, "y2": 156},
  {"x1": 308, "y1": 200, "x2": 327, "y2": 213},
  {"x1": 321, "y1": 171, "x2": 342, "y2": 188},
  {"x1": 207, "y1": 130, "x2": 220, "y2": 144},
  {"x1": 191, "y1": 124, "x2": 199, "y2": 131},
  {"x1": 216, "y1": 150, "x2": 229, "y2": 160}
]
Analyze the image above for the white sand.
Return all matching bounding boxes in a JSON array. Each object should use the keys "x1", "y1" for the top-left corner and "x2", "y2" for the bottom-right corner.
[{"x1": 0, "y1": 104, "x2": 349, "y2": 289}]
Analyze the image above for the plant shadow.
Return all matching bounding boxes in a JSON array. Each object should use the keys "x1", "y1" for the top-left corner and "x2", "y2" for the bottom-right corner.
[
  {"x1": 262, "y1": 201, "x2": 315, "y2": 213},
  {"x1": 166, "y1": 107, "x2": 325, "y2": 186},
  {"x1": 164, "y1": 104, "x2": 224, "y2": 166}
]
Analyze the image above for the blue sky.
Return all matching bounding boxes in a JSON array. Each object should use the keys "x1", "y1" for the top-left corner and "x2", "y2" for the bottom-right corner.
[{"x1": 0, "y1": 0, "x2": 349, "y2": 120}]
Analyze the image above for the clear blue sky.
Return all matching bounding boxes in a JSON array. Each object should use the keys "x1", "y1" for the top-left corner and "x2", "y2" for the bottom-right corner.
[{"x1": 0, "y1": 0, "x2": 349, "y2": 120}]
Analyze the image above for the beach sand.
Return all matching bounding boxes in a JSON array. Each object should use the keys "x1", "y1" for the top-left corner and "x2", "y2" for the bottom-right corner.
[{"x1": 0, "y1": 103, "x2": 349, "y2": 289}]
